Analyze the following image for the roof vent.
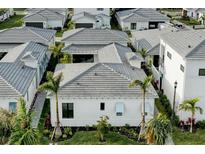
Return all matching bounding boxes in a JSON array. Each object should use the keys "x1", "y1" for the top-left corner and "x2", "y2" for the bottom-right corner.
[
  {"x1": 188, "y1": 45, "x2": 192, "y2": 48},
  {"x1": 22, "y1": 65, "x2": 25, "y2": 69},
  {"x1": 94, "y1": 72, "x2": 98, "y2": 76},
  {"x1": 76, "y1": 82, "x2": 80, "y2": 85}
]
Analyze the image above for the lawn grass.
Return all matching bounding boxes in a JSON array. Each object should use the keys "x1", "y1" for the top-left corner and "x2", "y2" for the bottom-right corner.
[
  {"x1": 176, "y1": 18, "x2": 201, "y2": 26},
  {"x1": 59, "y1": 131, "x2": 140, "y2": 145},
  {"x1": 173, "y1": 127, "x2": 205, "y2": 145},
  {"x1": 0, "y1": 15, "x2": 25, "y2": 30}
]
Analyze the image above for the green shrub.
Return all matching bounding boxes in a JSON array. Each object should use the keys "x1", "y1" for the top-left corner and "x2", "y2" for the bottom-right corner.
[
  {"x1": 43, "y1": 129, "x2": 50, "y2": 137},
  {"x1": 64, "y1": 127, "x2": 73, "y2": 137},
  {"x1": 95, "y1": 116, "x2": 111, "y2": 142},
  {"x1": 196, "y1": 120, "x2": 205, "y2": 129},
  {"x1": 62, "y1": 134, "x2": 67, "y2": 139}
]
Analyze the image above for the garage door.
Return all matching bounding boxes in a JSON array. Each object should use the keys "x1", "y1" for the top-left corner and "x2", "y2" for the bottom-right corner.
[
  {"x1": 25, "y1": 22, "x2": 44, "y2": 28},
  {"x1": 75, "y1": 23, "x2": 93, "y2": 28}
]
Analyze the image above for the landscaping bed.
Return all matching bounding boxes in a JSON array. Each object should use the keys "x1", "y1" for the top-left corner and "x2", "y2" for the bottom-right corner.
[
  {"x1": 0, "y1": 15, "x2": 25, "y2": 30},
  {"x1": 58, "y1": 131, "x2": 140, "y2": 145},
  {"x1": 173, "y1": 127, "x2": 205, "y2": 145}
]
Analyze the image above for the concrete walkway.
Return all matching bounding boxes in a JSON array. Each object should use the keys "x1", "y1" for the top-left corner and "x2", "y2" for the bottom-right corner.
[{"x1": 31, "y1": 92, "x2": 47, "y2": 128}]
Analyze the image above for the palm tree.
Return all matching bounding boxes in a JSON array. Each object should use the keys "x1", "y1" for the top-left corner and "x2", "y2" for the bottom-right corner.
[
  {"x1": 49, "y1": 43, "x2": 64, "y2": 63},
  {"x1": 129, "y1": 75, "x2": 153, "y2": 141},
  {"x1": 179, "y1": 98, "x2": 203, "y2": 133},
  {"x1": 145, "y1": 113, "x2": 172, "y2": 145},
  {"x1": 9, "y1": 97, "x2": 40, "y2": 145},
  {"x1": 137, "y1": 48, "x2": 148, "y2": 60},
  {"x1": 38, "y1": 71, "x2": 63, "y2": 140}
]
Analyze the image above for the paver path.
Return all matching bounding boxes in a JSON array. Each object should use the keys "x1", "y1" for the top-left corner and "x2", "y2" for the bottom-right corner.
[{"x1": 31, "y1": 92, "x2": 47, "y2": 128}]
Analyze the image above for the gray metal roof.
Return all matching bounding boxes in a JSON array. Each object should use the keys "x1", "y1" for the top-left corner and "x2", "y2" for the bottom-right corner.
[
  {"x1": 1, "y1": 41, "x2": 48, "y2": 63},
  {"x1": 24, "y1": 8, "x2": 65, "y2": 21},
  {"x1": 54, "y1": 63, "x2": 158, "y2": 98},
  {"x1": 160, "y1": 29, "x2": 205, "y2": 58},
  {"x1": 0, "y1": 63, "x2": 36, "y2": 97},
  {"x1": 133, "y1": 26, "x2": 175, "y2": 51},
  {"x1": 0, "y1": 42, "x2": 48, "y2": 97},
  {"x1": 116, "y1": 8, "x2": 169, "y2": 22},
  {"x1": 0, "y1": 26, "x2": 56, "y2": 45},
  {"x1": 72, "y1": 12, "x2": 110, "y2": 22},
  {"x1": 62, "y1": 44, "x2": 106, "y2": 54},
  {"x1": 27, "y1": 8, "x2": 67, "y2": 16},
  {"x1": 62, "y1": 28, "x2": 129, "y2": 45}
]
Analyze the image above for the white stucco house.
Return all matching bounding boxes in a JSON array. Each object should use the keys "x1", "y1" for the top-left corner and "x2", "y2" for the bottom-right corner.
[
  {"x1": 72, "y1": 8, "x2": 111, "y2": 29},
  {"x1": 0, "y1": 8, "x2": 14, "y2": 21},
  {"x1": 49, "y1": 63, "x2": 158, "y2": 127},
  {"x1": 182, "y1": 8, "x2": 205, "y2": 24},
  {"x1": 159, "y1": 29, "x2": 205, "y2": 121},
  {"x1": 115, "y1": 8, "x2": 170, "y2": 31},
  {"x1": 0, "y1": 41, "x2": 50, "y2": 112},
  {"x1": 23, "y1": 8, "x2": 68, "y2": 29}
]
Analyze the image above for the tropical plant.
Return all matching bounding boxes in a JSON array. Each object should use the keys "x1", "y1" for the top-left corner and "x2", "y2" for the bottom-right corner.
[
  {"x1": 60, "y1": 53, "x2": 72, "y2": 64},
  {"x1": 49, "y1": 43, "x2": 64, "y2": 63},
  {"x1": 129, "y1": 75, "x2": 153, "y2": 141},
  {"x1": 67, "y1": 20, "x2": 75, "y2": 29},
  {"x1": 178, "y1": 98, "x2": 203, "y2": 133},
  {"x1": 38, "y1": 72, "x2": 63, "y2": 140},
  {"x1": 145, "y1": 113, "x2": 172, "y2": 145},
  {"x1": 0, "y1": 108, "x2": 14, "y2": 144},
  {"x1": 137, "y1": 48, "x2": 149, "y2": 60},
  {"x1": 8, "y1": 97, "x2": 40, "y2": 145},
  {"x1": 64, "y1": 127, "x2": 73, "y2": 137},
  {"x1": 95, "y1": 116, "x2": 110, "y2": 142}
]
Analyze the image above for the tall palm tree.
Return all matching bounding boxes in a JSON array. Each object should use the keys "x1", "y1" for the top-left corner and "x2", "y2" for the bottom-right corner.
[
  {"x1": 145, "y1": 113, "x2": 171, "y2": 145},
  {"x1": 179, "y1": 98, "x2": 203, "y2": 133},
  {"x1": 129, "y1": 75, "x2": 153, "y2": 141},
  {"x1": 9, "y1": 97, "x2": 40, "y2": 145},
  {"x1": 38, "y1": 71, "x2": 63, "y2": 140}
]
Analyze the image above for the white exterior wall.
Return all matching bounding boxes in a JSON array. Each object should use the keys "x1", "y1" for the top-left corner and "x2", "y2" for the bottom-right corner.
[
  {"x1": 50, "y1": 97, "x2": 155, "y2": 127},
  {"x1": 120, "y1": 21, "x2": 149, "y2": 31},
  {"x1": 74, "y1": 8, "x2": 110, "y2": 16},
  {"x1": 160, "y1": 39, "x2": 186, "y2": 111},
  {"x1": 47, "y1": 20, "x2": 63, "y2": 28},
  {"x1": 181, "y1": 59, "x2": 205, "y2": 120}
]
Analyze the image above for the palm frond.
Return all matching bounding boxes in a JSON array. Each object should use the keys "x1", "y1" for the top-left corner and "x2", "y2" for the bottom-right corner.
[{"x1": 37, "y1": 82, "x2": 55, "y2": 93}]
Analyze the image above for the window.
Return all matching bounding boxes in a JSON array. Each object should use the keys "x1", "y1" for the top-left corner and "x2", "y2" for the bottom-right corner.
[
  {"x1": 167, "y1": 51, "x2": 172, "y2": 59},
  {"x1": 199, "y1": 69, "x2": 205, "y2": 76},
  {"x1": 97, "y1": 8, "x2": 104, "y2": 11},
  {"x1": 131, "y1": 23, "x2": 136, "y2": 30},
  {"x1": 116, "y1": 103, "x2": 124, "y2": 116},
  {"x1": 180, "y1": 64, "x2": 185, "y2": 72},
  {"x1": 62, "y1": 103, "x2": 74, "y2": 118},
  {"x1": 9, "y1": 102, "x2": 17, "y2": 113},
  {"x1": 100, "y1": 102, "x2": 105, "y2": 111}
]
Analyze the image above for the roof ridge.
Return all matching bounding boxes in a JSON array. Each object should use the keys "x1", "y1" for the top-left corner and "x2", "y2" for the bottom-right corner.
[
  {"x1": 59, "y1": 63, "x2": 98, "y2": 90},
  {"x1": 106, "y1": 29, "x2": 130, "y2": 42},
  {"x1": 186, "y1": 39, "x2": 205, "y2": 58},
  {"x1": 27, "y1": 27, "x2": 49, "y2": 41},
  {"x1": 62, "y1": 28, "x2": 85, "y2": 41},
  {"x1": 24, "y1": 11, "x2": 48, "y2": 20},
  {"x1": 102, "y1": 63, "x2": 132, "y2": 81},
  {"x1": 0, "y1": 75, "x2": 22, "y2": 95}
]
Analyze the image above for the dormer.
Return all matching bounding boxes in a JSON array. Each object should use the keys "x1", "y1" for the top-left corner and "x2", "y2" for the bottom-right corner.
[{"x1": 21, "y1": 51, "x2": 38, "y2": 68}]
